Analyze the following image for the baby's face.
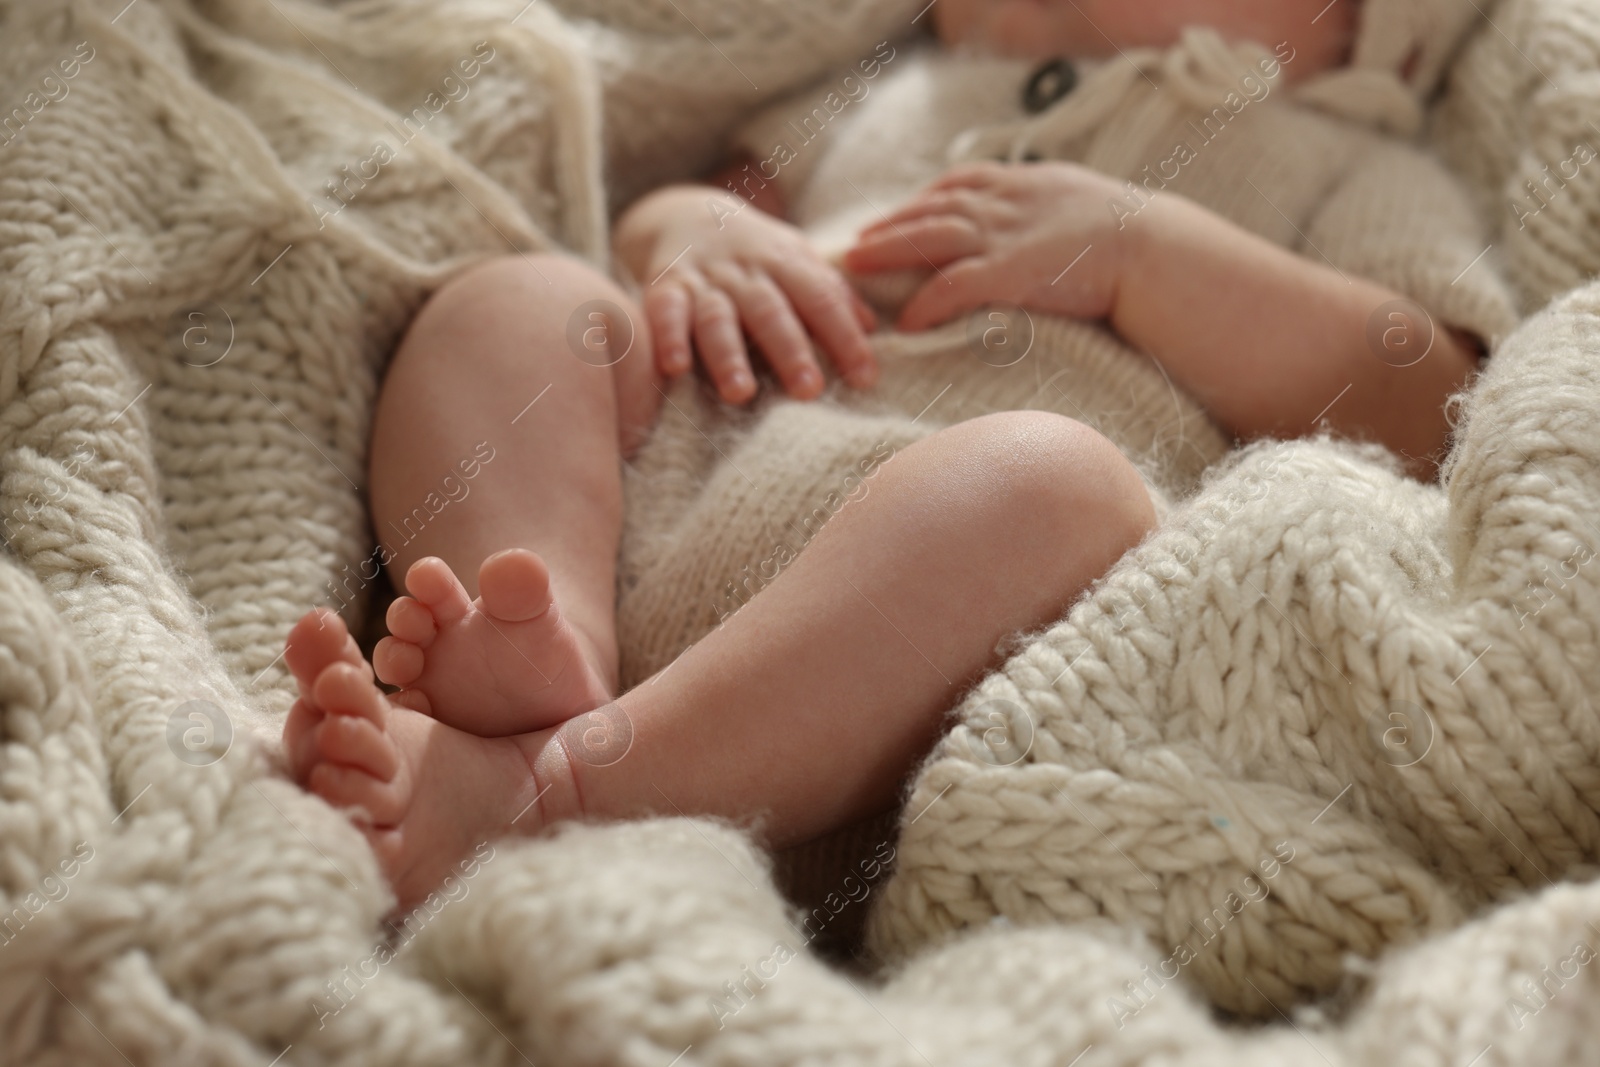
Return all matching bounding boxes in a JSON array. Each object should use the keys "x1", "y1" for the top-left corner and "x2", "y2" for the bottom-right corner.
[{"x1": 932, "y1": 0, "x2": 1359, "y2": 79}]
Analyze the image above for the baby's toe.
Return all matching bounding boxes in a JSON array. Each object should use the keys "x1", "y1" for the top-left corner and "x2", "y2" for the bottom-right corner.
[
  {"x1": 404, "y1": 557, "x2": 473, "y2": 623},
  {"x1": 478, "y1": 548, "x2": 554, "y2": 623},
  {"x1": 284, "y1": 609, "x2": 351, "y2": 693},
  {"x1": 308, "y1": 762, "x2": 408, "y2": 826},
  {"x1": 312, "y1": 661, "x2": 387, "y2": 729},
  {"x1": 386, "y1": 596, "x2": 439, "y2": 646},
  {"x1": 315, "y1": 713, "x2": 400, "y2": 782},
  {"x1": 373, "y1": 635, "x2": 425, "y2": 688},
  {"x1": 283, "y1": 697, "x2": 325, "y2": 782},
  {"x1": 391, "y1": 688, "x2": 434, "y2": 715}
]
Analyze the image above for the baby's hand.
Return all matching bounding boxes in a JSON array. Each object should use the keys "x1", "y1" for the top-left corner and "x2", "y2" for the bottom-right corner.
[
  {"x1": 843, "y1": 162, "x2": 1134, "y2": 332},
  {"x1": 614, "y1": 186, "x2": 878, "y2": 405}
]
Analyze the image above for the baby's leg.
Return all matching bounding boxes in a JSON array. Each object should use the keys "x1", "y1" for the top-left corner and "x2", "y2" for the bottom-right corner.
[
  {"x1": 287, "y1": 411, "x2": 1157, "y2": 908},
  {"x1": 365, "y1": 254, "x2": 660, "y2": 735},
  {"x1": 569, "y1": 409, "x2": 1158, "y2": 843}
]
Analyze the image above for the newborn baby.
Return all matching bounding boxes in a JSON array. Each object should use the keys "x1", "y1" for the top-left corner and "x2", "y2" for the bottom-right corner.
[{"x1": 282, "y1": 0, "x2": 1515, "y2": 910}]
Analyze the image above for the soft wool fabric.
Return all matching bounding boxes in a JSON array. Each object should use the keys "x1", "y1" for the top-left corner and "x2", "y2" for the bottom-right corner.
[
  {"x1": 4, "y1": 0, "x2": 1600, "y2": 1064},
  {"x1": 1430, "y1": 0, "x2": 1600, "y2": 312}
]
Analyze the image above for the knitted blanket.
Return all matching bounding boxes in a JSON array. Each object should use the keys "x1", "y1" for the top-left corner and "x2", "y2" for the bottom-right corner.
[{"x1": 4, "y1": 0, "x2": 1600, "y2": 1065}]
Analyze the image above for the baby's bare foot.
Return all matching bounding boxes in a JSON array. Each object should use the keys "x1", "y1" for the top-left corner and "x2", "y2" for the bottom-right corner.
[
  {"x1": 372, "y1": 550, "x2": 612, "y2": 737},
  {"x1": 282, "y1": 608, "x2": 570, "y2": 911}
]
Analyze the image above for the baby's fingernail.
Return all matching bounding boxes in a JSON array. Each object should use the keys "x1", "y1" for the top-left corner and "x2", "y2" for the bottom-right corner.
[{"x1": 729, "y1": 371, "x2": 754, "y2": 395}]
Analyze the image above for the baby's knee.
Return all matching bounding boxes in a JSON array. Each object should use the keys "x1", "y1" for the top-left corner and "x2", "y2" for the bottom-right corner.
[
  {"x1": 939, "y1": 410, "x2": 1158, "y2": 560},
  {"x1": 416, "y1": 253, "x2": 634, "y2": 336}
]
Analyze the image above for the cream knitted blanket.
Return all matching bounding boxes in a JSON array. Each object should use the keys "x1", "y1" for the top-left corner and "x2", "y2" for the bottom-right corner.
[{"x1": 4, "y1": 0, "x2": 1600, "y2": 1064}]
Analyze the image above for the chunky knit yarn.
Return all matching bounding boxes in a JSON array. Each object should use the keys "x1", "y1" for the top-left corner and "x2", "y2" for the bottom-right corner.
[
  {"x1": 1430, "y1": 0, "x2": 1600, "y2": 312},
  {"x1": 5, "y1": 0, "x2": 1600, "y2": 1064}
]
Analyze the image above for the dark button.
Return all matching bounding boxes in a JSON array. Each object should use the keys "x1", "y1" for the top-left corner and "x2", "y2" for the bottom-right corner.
[{"x1": 1023, "y1": 57, "x2": 1078, "y2": 114}]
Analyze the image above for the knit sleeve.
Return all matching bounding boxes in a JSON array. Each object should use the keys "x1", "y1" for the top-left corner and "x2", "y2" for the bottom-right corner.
[{"x1": 1302, "y1": 140, "x2": 1520, "y2": 349}]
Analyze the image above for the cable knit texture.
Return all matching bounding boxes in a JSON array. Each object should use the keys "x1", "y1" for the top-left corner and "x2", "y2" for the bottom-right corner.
[
  {"x1": 1431, "y1": 0, "x2": 1600, "y2": 311},
  {"x1": 4, "y1": 0, "x2": 1600, "y2": 1063}
]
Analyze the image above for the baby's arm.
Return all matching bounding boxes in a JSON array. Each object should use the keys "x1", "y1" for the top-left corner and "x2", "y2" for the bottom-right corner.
[
  {"x1": 846, "y1": 163, "x2": 1484, "y2": 480},
  {"x1": 1110, "y1": 199, "x2": 1484, "y2": 479}
]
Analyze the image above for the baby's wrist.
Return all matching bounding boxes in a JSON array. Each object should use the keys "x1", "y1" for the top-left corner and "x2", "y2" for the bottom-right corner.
[
  {"x1": 1110, "y1": 194, "x2": 1190, "y2": 293},
  {"x1": 613, "y1": 185, "x2": 746, "y2": 280},
  {"x1": 611, "y1": 192, "x2": 673, "y2": 281},
  {"x1": 612, "y1": 186, "x2": 695, "y2": 274},
  {"x1": 1105, "y1": 194, "x2": 1248, "y2": 341}
]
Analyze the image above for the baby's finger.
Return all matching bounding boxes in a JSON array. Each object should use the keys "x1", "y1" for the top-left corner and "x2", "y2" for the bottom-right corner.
[
  {"x1": 730, "y1": 272, "x2": 825, "y2": 399},
  {"x1": 924, "y1": 161, "x2": 1011, "y2": 191},
  {"x1": 862, "y1": 190, "x2": 984, "y2": 234},
  {"x1": 643, "y1": 281, "x2": 694, "y2": 377},
  {"x1": 285, "y1": 697, "x2": 325, "y2": 782},
  {"x1": 850, "y1": 289, "x2": 878, "y2": 333},
  {"x1": 773, "y1": 261, "x2": 878, "y2": 389},
  {"x1": 898, "y1": 259, "x2": 1000, "y2": 332},
  {"x1": 691, "y1": 283, "x2": 757, "y2": 403},
  {"x1": 845, "y1": 217, "x2": 983, "y2": 273}
]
